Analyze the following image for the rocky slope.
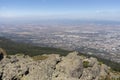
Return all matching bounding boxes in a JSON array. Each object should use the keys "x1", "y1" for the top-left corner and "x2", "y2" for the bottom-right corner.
[{"x1": 0, "y1": 48, "x2": 120, "y2": 80}]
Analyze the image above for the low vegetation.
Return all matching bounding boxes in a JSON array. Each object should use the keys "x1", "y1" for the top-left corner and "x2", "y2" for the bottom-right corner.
[
  {"x1": 79, "y1": 52, "x2": 120, "y2": 72},
  {"x1": 83, "y1": 61, "x2": 89, "y2": 68},
  {"x1": 32, "y1": 55, "x2": 48, "y2": 61},
  {"x1": 0, "y1": 37, "x2": 71, "y2": 56}
]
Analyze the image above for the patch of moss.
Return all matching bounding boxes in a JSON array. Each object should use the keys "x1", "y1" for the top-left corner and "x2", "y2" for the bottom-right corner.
[
  {"x1": 16, "y1": 53, "x2": 24, "y2": 56},
  {"x1": 32, "y1": 55, "x2": 48, "y2": 61},
  {"x1": 98, "y1": 61, "x2": 103, "y2": 65}
]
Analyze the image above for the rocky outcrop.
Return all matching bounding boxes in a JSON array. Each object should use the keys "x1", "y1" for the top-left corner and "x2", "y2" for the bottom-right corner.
[
  {"x1": 0, "y1": 51, "x2": 119, "y2": 80},
  {"x1": 52, "y1": 52, "x2": 83, "y2": 80}
]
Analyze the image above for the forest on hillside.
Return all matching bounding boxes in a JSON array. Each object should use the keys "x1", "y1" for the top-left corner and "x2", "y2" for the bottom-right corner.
[{"x1": 0, "y1": 37, "x2": 70, "y2": 56}]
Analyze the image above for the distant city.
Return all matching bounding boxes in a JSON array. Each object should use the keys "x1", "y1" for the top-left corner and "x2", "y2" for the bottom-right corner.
[{"x1": 0, "y1": 23, "x2": 120, "y2": 63}]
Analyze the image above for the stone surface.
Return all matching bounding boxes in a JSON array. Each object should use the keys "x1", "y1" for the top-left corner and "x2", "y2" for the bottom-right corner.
[
  {"x1": 52, "y1": 52, "x2": 83, "y2": 80},
  {"x1": 0, "y1": 51, "x2": 118, "y2": 80}
]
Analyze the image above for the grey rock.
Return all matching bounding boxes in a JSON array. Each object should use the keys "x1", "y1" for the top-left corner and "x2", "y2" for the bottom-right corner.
[
  {"x1": 52, "y1": 52, "x2": 83, "y2": 80},
  {"x1": 0, "y1": 51, "x2": 117, "y2": 80}
]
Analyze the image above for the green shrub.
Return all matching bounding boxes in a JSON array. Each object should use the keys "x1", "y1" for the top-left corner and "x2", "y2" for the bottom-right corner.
[{"x1": 83, "y1": 61, "x2": 89, "y2": 68}]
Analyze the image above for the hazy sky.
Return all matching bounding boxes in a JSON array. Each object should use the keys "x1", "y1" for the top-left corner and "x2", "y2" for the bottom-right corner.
[{"x1": 0, "y1": 0, "x2": 120, "y2": 21}]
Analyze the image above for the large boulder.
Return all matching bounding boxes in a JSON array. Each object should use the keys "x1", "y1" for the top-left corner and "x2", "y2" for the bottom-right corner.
[
  {"x1": 0, "y1": 54, "x2": 33, "y2": 80},
  {"x1": 21, "y1": 54, "x2": 61, "y2": 80},
  {"x1": 52, "y1": 52, "x2": 83, "y2": 80}
]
